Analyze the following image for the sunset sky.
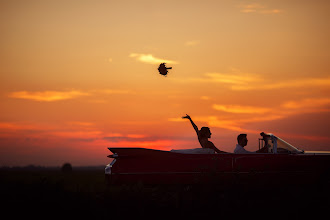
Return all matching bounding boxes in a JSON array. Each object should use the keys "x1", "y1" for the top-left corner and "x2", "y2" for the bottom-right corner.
[{"x1": 1, "y1": 0, "x2": 329, "y2": 166}]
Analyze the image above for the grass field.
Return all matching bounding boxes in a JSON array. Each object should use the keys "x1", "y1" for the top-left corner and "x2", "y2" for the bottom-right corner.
[{"x1": 1, "y1": 167, "x2": 329, "y2": 219}]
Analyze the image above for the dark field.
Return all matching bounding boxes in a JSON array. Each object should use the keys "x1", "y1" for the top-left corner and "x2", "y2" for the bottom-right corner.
[{"x1": 1, "y1": 167, "x2": 329, "y2": 219}]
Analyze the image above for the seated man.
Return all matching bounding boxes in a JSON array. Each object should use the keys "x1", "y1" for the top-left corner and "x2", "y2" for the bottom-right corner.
[{"x1": 234, "y1": 134, "x2": 268, "y2": 154}]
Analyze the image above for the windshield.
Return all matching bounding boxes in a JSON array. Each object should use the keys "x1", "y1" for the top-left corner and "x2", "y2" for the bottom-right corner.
[
  {"x1": 276, "y1": 136, "x2": 302, "y2": 154},
  {"x1": 264, "y1": 134, "x2": 303, "y2": 154}
]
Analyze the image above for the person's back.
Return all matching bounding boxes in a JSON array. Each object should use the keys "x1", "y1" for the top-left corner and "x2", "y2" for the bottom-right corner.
[
  {"x1": 182, "y1": 114, "x2": 226, "y2": 153},
  {"x1": 198, "y1": 135, "x2": 216, "y2": 151}
]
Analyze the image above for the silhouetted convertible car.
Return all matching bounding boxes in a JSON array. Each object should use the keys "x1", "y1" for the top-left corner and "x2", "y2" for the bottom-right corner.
[{"x1": 105, "y1": 133, "x2": 330, "y2": 186}]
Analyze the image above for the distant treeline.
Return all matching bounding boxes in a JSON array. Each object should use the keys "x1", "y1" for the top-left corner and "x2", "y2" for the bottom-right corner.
[{"x1": 0, "y1": 165, "x2": 105, "y2": 171}]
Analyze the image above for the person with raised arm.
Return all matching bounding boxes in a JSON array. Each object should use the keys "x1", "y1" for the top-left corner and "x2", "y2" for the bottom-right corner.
[{"x1": 182, "y1": 114, "x2": 226, "y2": 153}]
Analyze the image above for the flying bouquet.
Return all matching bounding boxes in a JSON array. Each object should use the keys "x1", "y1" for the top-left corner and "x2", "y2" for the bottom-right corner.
[{"x1": 158, "y1": 63, "x2": 172, "y2": 76}]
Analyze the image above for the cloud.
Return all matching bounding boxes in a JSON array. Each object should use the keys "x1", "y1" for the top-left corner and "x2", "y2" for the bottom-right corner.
[
  {"x1": 8, "y1": 88, "x2": 135, "y2": 103},
  {"x1": 172, "y1": 69, "x2": 330, "y2": 92},
  {"x1": 239, "y1": 3, "x2": 282, "y2": 14},
  {"x1": 171, "y1": 97, "x2": 330, "y2": 133},
  {"x1": 213, "y1": 104, "x2": 271, "y2": 114},
  {"x1": 170, "y1": 114, "x2": 287, "y2": 133},
  {"x1": 0, "y1": 122, "x2": 41, "y2": 131},
  {"x1": 88, "y1": 89, "x2": 135, "y2": 103},
  {"x1": 126, "y1": 134, "x2": 146, "y2": 138},
  {"x1": 168, "y1": 117, "x2": 183, "y2": 122},
  {"x1": 0, "y1": 121, "x2": 152, "y2": 146},
  {"x1": 185, "y1": 40, "x2": 199, "y2": 47},
  {"x1": 170, "y1": 115, "x2": 246, "y2": 132},
  {"x1": 276, "y1": 133, "x2": 330, "y2": 142},
  {"x1": 94, "y1": 89, "x2": 134, "y2": 95},
  {"x1": 213, "y1": 97, "x2": 330, "y2": 116},
  {"x1": 240, "y1": 3, "x2": 265, "y2": 13},
  {"x1": 259, "y1": 9, "x2": 282, "y2": 14},
  {"x1": 100, "y1": 132, "x2": 172, "y2": 148},
  {"x1": 200, "y1": 96, "x2": 211, "y2": 100},
  {"x1": 170, "y1": 69, "x2": 263, "y2": 86},
  {"x1": 281, "y1": 98, "x2": 330, "y2": 112},
  {"x1": 67, "y1": 121, "x2": 95, "y2": 127},
  {"x1": 207, "y1": 117, "x2": 259, "y2": 133},
  {"x1": 129, "y1": 53, "x2": 178, "y2": 64},
  {"x1": 51, "y1": 131, "x2": 103, "y2": 139},
  {"x1": 215, "y1": 98, "x2": 329, "y2": 129},
  {"x1": 204, "y1": 72, "x2": 262, "y2": 85},
  {"x1": 231, "y1": 77, "x2": 330, "y2": 91},
  {"x1": 209, "y1": 114, "x2": 286, "y2": 132},
  {"x1": 51, "y1": 130, "x2": 148, "y2": 142},
  {"x1": 103, "y1": 135, "x2": 145, "y2": 142},
  {"x1": 8, "y1": 90, "x2": 89, "y2": 102}
]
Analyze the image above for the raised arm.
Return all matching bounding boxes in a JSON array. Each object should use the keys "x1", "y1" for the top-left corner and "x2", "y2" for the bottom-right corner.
[{"x1": 182, "y1": 114, "x2": 198, "y2": 134}]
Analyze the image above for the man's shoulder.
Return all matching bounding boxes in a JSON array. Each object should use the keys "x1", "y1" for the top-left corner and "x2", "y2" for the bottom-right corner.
[
  {"x1": 234, "y1": 147, "x2": 241, "y2": 154},
  {"x1": 234, "y1": 144, "x2": 247, "y2": 154},
  {"x1": 234, "y1": 144, "x2": 242, "y2": 150}
]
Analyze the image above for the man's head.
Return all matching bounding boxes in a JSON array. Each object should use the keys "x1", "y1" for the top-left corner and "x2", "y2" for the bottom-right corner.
[
  {"x1": 200, "y1": 127, "x2": 211, "y2": 138},
  {"x1": 237, "y1": 134, "x2": 248, "y2": 147}
]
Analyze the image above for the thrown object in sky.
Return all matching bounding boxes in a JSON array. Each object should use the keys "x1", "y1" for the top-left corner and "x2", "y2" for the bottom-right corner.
[{"x1": 158, "y1": 63, "x2": 172, "y2": 76}]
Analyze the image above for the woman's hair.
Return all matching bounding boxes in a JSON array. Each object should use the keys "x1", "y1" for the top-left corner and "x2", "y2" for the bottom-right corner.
[{"x1": 199, "y1": 127, "x2": 210, "y2": 138}]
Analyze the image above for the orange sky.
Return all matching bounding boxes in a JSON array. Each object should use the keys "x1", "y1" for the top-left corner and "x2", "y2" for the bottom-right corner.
[{"x1": 1, "y1": 0, "x2": 329, "y2": 166}]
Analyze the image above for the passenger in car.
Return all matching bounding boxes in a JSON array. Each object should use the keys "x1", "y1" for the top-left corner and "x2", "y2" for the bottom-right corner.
[
  {"x1": 182, "y1": 114, "x2": 227, "y2": 153},
  {"x1": 234, "y1": 134, "x2": 253, "y2": 153},
  {"x1": 234, "y1": 134, "x2": 268, "y2": 153}
]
